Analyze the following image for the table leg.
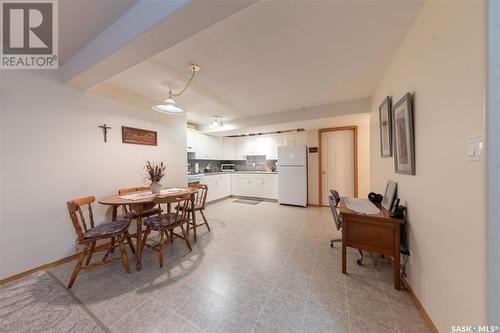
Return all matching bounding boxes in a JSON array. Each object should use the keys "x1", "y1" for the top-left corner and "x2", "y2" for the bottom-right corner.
[
  {"x1": 394, "y1": 226, "x2": 401, "y2": 290},
  {"x1": 131, "y1": 204, "x2": 144, "y2": 271},
  {"x1": 112, "y1": 205, "x2": 118, "y2": 221},
  {"x1": 342, "y1": 220, "x2": 347, "y2": 274},
  {"x1": 190, "y1": 194, "x2": 197, "y2": 242},
  {"x1": 136, "y1": 217, "x2": 143, "y2": 271}
]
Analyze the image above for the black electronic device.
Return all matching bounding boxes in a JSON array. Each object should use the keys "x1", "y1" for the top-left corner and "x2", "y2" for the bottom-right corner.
[
  {"x1": 368, "y1": 192, "x2": 383, "y2": 204},
  {"x1": 389, "y1": 198, "x2": 406, "y2": 219}
]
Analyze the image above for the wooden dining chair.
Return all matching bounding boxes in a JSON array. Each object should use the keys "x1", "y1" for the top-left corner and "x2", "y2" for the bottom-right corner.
[
  {"x1": 66, "y1": 196, "x2": 134, "y2": 288},
  {"x1": 178, "y1": 184, "x2": 210, "y2": 240},
  {"x1": 141, "y1": 193, "x2": 192, "y2": 267},
  {"x1": 114, "y1": 186, "x2": 161, "y2": 220}
]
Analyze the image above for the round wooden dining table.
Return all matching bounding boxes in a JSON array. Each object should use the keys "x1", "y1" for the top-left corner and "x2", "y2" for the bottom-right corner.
[{"x1": 99, "y1": 187, "x2": 198, "y2": 271}]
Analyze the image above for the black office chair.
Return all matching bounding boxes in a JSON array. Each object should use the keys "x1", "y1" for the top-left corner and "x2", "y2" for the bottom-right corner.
[{"x1": 328, "y1": 189, "x2": 363, "y2": 265}]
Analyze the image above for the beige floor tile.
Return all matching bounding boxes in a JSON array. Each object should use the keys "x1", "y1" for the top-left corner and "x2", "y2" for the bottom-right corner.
[
  {"x1": 350, "y1": 316, "x2": 397, "y2": 333},
  {"x1": 275, "y1": 267, "x2": 312, "y2": 298},
  {"x1": 109, "y1": 299, "x2": 172, "y2": 333},
  {"x1": 15, "y1": 199, "x2": 431, "y2": 333},
  {"x1": 347, "y1": 286, "x2": 396, "y2": 331},
  {"x1": 154, "y1": 313, "x2": 205, "y2": 333},
  {"x1": 254, "y1": 287, "x2": 308, "y2": 333}
]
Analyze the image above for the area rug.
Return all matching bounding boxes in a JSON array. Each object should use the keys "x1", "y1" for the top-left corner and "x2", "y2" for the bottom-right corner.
[
  {"x1": 233, "y1": 198, "x2": 262, "y2": 205},
  {"x1": 0, "y1": 271, "x2": 108, "y2": 332}
]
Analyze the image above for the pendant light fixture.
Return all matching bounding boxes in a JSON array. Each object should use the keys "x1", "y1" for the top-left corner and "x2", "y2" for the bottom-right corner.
[
  {"x1": 153, "y1": 63, "x2": 200, "y2": 115},
  {"x1": 210, "y1": 116, "x2": 223, "y2": 129}
]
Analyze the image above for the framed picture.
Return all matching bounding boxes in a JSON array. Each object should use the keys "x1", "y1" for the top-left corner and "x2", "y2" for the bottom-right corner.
[
  {"x1": 122, "y1": 126, "x2": 157, "y2": 146},
  {"x1": 382, "y1": 180, "x2": 397, "y2": 211},
  {"x1": 392, "y1": 93, "x2": 415, "y2": 175},
  {"x1": 379, "y1": 96, "x2": 392, "y2": 157}
]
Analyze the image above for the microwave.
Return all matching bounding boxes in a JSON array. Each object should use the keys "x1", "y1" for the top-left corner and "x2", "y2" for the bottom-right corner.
[{"x1": 221, "y1": 164, "x2": 236, "y2": 172}]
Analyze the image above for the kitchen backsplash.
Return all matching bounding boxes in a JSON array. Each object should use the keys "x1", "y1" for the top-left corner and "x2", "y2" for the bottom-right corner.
[{"x1": 188, "y1": 156, "x2": 277, "y2": 173}]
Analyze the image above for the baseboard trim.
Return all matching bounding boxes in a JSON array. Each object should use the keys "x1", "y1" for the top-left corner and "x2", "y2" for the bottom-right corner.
[
  {"x1": 206, "y1": 195, "x2": 279, "y2": 205},
  {"x1": 402, "y1": 277, "x2": 439, "y2": 333},
  {"x1": 0, "y1": 243, "x2": 109, "y2": 286},
  {"x1": 205, "y1": 195, "x2": 232, "y2": 205}
]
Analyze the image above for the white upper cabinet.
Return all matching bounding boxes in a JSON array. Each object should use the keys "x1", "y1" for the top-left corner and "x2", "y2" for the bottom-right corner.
[
  {"x1": 222, "y1": 137, "x2": 235, "y2": 160},
  {"x1": 187, "y1": 129, "x2": 222, "y2": 159},
  {"x1": 281, "y1": 132, "x2": 307, "y2": 146},
  {"x1": 186, "y1": 129, "x2": 199, "y2": 152},
  {"x1": 188, "y1": 129, "x2": 307, "y2": 160}
]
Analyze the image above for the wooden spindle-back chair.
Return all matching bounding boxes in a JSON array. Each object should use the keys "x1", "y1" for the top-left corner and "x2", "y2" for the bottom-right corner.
[
  {"x1": 141, "y1": 193, "x2": 192, "y2": 267},
  {"x1": 66, "y1": 196, "x2": 134, "y2": 288},
  {"x1": 178, "y1": 184, "x2": 210, "y2": 241}
]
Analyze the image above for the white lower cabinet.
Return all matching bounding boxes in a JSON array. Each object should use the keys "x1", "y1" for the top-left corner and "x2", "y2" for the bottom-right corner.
[
  {"x1": 203, "y1": 173, "x2": 278, "y2": 203},
  {"x1": 230, "y1": 174, "x2": 277, "y2": 200},
  {"x1": 204, "y1": 174, "x2": 231, "y2": 202},
  {"x1": 262, "y1": 174, "x2": 278, "y2": 199}
]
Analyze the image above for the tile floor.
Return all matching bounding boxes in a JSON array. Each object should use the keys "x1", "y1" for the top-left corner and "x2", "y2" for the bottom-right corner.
[{"x1": 4, "y1": 199, "x2": 430, "y2": 333}]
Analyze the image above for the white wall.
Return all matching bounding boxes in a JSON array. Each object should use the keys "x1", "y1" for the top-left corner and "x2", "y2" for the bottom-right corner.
[
  {"x1": 0, "y1": 70, "x2": 187, "y2": 279},
  {"x1": 370, "y1": 1, "x2": 486, "y2": 330},
  {"x1": 487, "y1": 0, "x2": 500, "y2": 323},
  {"x1": 0, "y1": 71, "x2": 3, "y2": 276}
]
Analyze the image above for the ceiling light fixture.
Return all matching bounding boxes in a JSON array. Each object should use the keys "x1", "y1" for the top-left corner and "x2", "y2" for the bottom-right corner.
[
  {"x1": 210, "y1": 116, "x2": 224, "y2": 129},
  {"x1": 152, "y1": 63, "x2": 200, "y2": 115}
]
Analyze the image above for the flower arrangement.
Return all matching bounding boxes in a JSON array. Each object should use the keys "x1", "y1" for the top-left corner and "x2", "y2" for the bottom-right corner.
[{"x1": 145, "y1": 161, "x2": 166, "y2": 184}]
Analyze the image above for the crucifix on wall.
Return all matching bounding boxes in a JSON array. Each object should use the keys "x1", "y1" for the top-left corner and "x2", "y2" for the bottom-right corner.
[{"x1": 98, "y1": 124, "x2": 111, "y2": 142}]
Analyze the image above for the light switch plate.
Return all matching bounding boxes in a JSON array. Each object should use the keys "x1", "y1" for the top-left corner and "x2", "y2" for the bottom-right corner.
[{"x1": 467, "y1": 137, "x2": 483, "y2": 161}]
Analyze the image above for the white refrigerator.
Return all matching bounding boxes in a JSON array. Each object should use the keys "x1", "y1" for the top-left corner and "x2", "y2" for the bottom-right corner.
[{"x1": 278, "y1": 145, "x2": 307, "y2": 207}]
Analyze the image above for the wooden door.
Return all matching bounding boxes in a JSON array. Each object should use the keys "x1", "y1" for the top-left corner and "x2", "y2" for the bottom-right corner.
[{"x1": 321, "y1": 130, "x2": 355, "y2": 206}]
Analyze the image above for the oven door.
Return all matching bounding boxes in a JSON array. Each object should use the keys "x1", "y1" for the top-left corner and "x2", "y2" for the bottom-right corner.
[{"x1": 221, "y1": 164, "x2": 235, "y2": 172}]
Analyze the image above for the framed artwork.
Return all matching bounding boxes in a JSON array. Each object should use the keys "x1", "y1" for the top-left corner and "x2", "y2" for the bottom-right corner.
[
  {"x1": 122, "y1": 126, "x2": 157, "y2": 146},
  {"x1": 379, "y1": 96, "x2": 392, "y2": 157},
  {"x1": 382, "y1": 180, "x2": 397, "y2": 211},
  {"x1": 392, "y1": 93, "x2": 415, "y2": 175}
]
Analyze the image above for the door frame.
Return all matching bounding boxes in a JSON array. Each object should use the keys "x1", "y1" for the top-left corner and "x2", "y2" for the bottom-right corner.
[{"x1": 318, "y1": 126, "x2": 358, "y2": 206}]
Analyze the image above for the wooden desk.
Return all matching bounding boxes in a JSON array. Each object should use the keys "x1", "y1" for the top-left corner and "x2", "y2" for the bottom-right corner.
[
  {"x1": 339, "y1": 198, "x2": 405, "y2": 290},
  {"x1": 98, "y1": 187, "x2": 198, "y2": 271}
]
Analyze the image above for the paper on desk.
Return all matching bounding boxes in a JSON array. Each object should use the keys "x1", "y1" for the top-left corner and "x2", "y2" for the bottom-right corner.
[
  {"x1": 118, "y1": 188, "x2": 187, "y2": 200},
  {"x1": 118, "y1": 192, "x2": 154, "y2": 200},
  {"x1": 162, "y1": 188, "x2": 186, "y2": 193},
  {"x1": 344, "y1": 198, "x2": 380, "y2": 215}
]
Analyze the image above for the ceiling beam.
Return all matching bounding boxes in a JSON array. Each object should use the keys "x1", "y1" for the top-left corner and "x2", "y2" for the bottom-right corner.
[
  {"x1": 198, "y1": 98, "x2": 371, "y2": 134},
  {"x1": 62, "y1": 0, "x2": 256, "y2": 91}
]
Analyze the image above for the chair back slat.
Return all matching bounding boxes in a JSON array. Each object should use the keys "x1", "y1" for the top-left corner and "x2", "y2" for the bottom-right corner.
[
  {"x1": 67, "y1": 196, "x2": 96, "y2": 241},
  {"x1": 77, "y1": 206, "x2": 87, "y2": 232},
  {"x1": 192, "y1": 184, "x2": 208, "y2": 208},
  {"x1": 328, "y1": 189, "x2": 342, "y2": 231},
  {"x1": 153, "y1": 193, "x2": 191, "y2": 225}
]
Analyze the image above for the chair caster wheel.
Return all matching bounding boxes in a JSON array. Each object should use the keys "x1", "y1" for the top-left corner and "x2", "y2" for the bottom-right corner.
[{"x1": 356, "y1": 259, "x2": 363, "y2": 266}]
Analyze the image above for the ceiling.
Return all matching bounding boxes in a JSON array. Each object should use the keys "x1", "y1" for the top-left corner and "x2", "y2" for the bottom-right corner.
[
  {"x1": 58, "y1": 0, "x2": 138, "y2": 64},
  {"x1": 93, "y1": 1, "x2": 424, "y2": 126}
]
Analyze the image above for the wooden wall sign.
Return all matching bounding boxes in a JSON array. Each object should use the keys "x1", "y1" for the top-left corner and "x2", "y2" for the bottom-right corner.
[{"x1": 122, "y1": 126, "x2": 157, "y2": 146}]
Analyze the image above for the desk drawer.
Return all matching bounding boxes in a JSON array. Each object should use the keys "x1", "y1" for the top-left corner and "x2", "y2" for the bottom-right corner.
[{"x1": 346, "y1": 220, "x2": 394, "y2": 251}]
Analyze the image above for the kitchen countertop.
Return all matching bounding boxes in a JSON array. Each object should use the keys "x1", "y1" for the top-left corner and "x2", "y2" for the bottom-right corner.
[{"x1": 188, "y1": 171, "x2": 277, "y2": 176}]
